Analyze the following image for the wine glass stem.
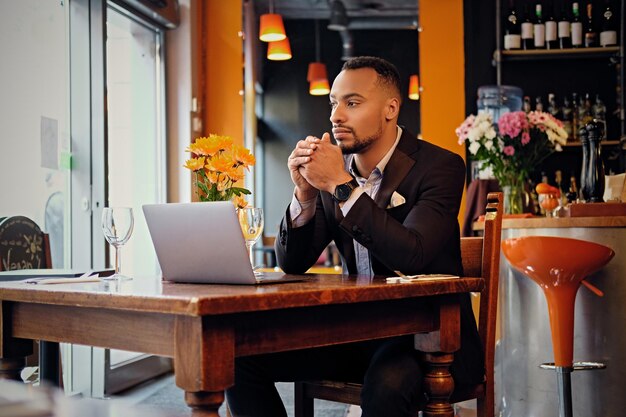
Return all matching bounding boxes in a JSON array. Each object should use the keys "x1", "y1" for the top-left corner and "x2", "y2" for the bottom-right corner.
[
  {"x1": 246, "y1": 242, "x2": 254, "y2": 267},
  {"x1": 115, "y1": 246, "x2": 122, "y2": 275}
]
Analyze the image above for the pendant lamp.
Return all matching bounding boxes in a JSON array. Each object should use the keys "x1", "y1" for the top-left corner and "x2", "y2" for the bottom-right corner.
[
  {"x1": 259, "y1": 0, "x2": 286, "y2": 42},
  {"x1": 267, "y1": 37, "x2": 292, "y2": 61},
  {"x1": 409, "y1": 74, "x2": 420, "y2": 100},
  {"x1": 310, "y1": 79, "x2": 331, "y2": 96},
  {"x1": 308, "y1": 20, "x2": 330, "y2": 96},
  {"x1": 307, "y1": 62, "x2": 327, "y2": 82}
]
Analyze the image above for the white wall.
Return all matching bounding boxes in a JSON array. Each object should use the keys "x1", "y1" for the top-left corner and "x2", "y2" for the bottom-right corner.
[{"x1": 0, "y1": 0, "x2": 70, "y2": 266}]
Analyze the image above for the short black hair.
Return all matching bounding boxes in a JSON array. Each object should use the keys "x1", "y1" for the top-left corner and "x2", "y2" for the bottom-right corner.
[{"x1": 341, "y1": 56, "x2": 402, "y2": 100}]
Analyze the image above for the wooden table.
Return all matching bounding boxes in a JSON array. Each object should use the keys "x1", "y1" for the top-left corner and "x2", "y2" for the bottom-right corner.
[{"x1": 0, "y1": 274, "x2": 483, "y2": 417}]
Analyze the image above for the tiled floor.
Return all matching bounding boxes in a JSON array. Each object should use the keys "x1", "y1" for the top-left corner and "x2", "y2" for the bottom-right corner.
[{"x1": 109, "y1": 373, "x2": 351, "y2": 417}]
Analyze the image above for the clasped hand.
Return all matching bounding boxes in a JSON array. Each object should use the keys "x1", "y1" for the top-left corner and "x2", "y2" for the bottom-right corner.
[{"x1": 288, "y1": 133, "x2": 352, "y2": 199}]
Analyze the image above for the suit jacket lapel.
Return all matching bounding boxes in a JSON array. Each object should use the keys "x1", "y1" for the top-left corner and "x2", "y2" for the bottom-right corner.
[{"x1": 374, "y1": 131, "x2": 419, "y2": 209}]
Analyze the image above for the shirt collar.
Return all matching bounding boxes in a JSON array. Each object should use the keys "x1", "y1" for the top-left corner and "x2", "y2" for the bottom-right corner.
[{"x1": 348, "y1": 126, "x2": 403, "y2": 179}]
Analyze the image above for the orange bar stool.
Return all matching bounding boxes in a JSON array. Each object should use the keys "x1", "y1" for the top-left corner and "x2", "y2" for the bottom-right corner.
[{"x1": 501, "y1": 236, "x2": 614, "y2": 417}]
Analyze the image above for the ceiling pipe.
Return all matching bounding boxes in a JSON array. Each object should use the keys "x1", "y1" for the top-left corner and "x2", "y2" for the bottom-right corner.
[
  {"x1": 339, "y1": 29, "x2": 353, "y2": 61},
  {"x1": 347, "y1": 16, "x2": 418, "y2": 30}
]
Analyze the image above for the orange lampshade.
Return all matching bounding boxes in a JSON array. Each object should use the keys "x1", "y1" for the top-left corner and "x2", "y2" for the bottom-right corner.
[
  {"x1": 409, "y1": 74, "x2": 420, "y2": 100},
  {"x1": 307, "y1": 62, "x2": 328, "y2": 82},
  {"x1": 259, "y1": 14, "x2": 286, "y2": 42},
  {"x1": 267, "y1": 38, "x2": 292, "y2": 61},
  {"x1": 309, "y1": 78, "x2": 330, "y2": 96}
]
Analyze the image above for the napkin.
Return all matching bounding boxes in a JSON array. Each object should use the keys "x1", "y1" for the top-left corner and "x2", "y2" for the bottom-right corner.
[
  {"x1": 386, "y1": 274, "x2": 459, "y2": 284},
  {"x1": 24, "y1": 274, "x2": 101, "y2": 285}
]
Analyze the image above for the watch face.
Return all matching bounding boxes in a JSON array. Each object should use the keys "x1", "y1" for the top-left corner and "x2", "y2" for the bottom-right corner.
[
  {"x1": 335, "y1": 184, "x2": 352, "y2": 201},
  {"x1": 333, "y1": 179, "x2": 357, "y2": 202}
]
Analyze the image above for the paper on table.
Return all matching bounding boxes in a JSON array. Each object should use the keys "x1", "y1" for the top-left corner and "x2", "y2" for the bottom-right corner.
[
  {"x1": 24, "y1": 274, "x2": 101, "y2": 285},
  {"x1": 386, "y1": 274, "x2": 459, "y2": 284}
]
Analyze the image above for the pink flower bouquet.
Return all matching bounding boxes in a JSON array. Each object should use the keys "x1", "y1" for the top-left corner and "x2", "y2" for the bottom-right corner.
[{"x1": 456, "y1": 111, "x2": 567, "y2": 187}]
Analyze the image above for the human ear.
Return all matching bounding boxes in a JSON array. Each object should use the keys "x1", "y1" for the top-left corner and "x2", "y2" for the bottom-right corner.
[{"x1": 385, "y1": 97, "x2": 400, "y2": 121}]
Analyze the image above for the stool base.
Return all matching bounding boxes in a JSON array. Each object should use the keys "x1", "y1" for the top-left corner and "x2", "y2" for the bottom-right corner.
[
  {"x1": 555, "y1": 367, "x2": 573, "y2": 417},
  {"x1": 538, "y1": 362, "x2": 606, "y2": 417},
  {"x1": 539, "y1": 361, "x2": 606, "y2": 371}
]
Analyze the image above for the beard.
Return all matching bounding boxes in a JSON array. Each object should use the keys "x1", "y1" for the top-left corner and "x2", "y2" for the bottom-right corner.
[{"x1": 336, "y1": 124, "x2": 383, "y2": 155}]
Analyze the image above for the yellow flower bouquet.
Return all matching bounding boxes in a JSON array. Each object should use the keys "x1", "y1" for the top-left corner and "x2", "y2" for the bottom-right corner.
[{"x1": 184, "y1": 134, "x2": 255, "y2": 207}]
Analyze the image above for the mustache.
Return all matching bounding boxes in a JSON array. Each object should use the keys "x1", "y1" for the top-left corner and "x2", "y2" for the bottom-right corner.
[{"x1": 332, "y1": 125, "x2": 354, "y2": 134}]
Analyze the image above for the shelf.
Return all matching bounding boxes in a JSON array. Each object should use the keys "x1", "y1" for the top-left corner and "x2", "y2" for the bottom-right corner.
[
  {"x1": 500, "y1": 46, "x2": 620, "y2": 61},
  {"x1": 562, "y1": 140, "x2": 622, "y2": 147}
]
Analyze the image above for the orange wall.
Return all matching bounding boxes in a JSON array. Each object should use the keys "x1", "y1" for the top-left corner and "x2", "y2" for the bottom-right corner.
[
  {"x1": 419, "y1": 0, "x2": 467, "y2": 221},
  {"x1": 204, "y1": 0, "x2": 243, "y2": 145},
  {"x1": 201, "y1": 1, "x2": 468, "y2": 218}
]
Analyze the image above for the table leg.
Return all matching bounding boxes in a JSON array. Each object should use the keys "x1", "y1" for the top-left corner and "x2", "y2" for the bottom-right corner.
[
  {"x1": 175, "y1": 316, "x2": 234, "y2": 417},
  {"x1": 1, "y1": 301, "x2": 34, "y2": 381},
  {"x1": 421, "y1": 352, "x2": 455, "y2": 417},
  {"x1": 185, "y1": 390, "x2": 224, "y2": 417}
]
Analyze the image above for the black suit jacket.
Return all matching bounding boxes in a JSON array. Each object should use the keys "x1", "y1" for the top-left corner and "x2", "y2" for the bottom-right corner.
[{"x1": 275, "y1": 129, "x2": 484, "y2": 383}]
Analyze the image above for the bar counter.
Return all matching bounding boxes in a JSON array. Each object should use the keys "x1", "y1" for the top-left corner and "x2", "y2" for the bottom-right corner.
[
  {"x1": 473, "y1": 215, "x2": 626, "y2": 230},
  {"x1": 477, "y1": 215, "x2": 626, "y2": 417}
]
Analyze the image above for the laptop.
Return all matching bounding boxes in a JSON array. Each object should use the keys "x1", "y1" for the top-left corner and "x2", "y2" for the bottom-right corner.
[{"x1": 142, "y1": 202, "x2": 303, "y2": 285}]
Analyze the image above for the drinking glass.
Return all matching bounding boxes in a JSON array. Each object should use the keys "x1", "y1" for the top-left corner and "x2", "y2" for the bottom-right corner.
[
  {"x1": 237, "y1": 207, "x2": 264, "y2": 268},
  {"x1": 101, "y1": 207, "x2": 134, "y2": 280}
]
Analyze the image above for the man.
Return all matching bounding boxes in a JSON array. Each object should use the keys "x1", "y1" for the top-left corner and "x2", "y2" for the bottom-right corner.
[{"x1": 226, "y1": 56, "x2": 483, "y2": 417}]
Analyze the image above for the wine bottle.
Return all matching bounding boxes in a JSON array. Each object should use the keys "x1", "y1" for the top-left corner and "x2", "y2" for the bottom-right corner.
[
  {"x1": 592, "y1": 93, "x2": 607, "y2": 135},
  {"x1": 580, "y1": 93, "x2": 593, "y2": 126},
  {"x1": 571, "y1": 92, "x2": 580, "y2": 139},
  {"x1": 584, "y1": 2, "x2": 598, "y2": 47},
  {"x1": 555, "y1": 170, "x2": 567, "y2": 206},
  {"x1": 566, "y1": 173, "x2": 579, "y2": 203},
  {"x1": 547, "y1": 93, "x2": 560, "y2": 118},
  {"x1": 599, "y1": 0, "x2": 617, "y2": 47},
  {"x1": 562, "y1": 95, "x2": 574, "y2": 139},
  {"x1": 523, "y1": 95, "x2": 532, "y2": 113},
  {"x1": 521, "y1": 4, "x2": 535, "y2": 50},
  {"x1": 592, "y1": 93, "x2": 606, "y2": 120},
  {"x1": 534, "y1": 3, "x2": 546, "y2": 48},
  {"x1": 558, "y1": 4, "x2": 572, "y2": 48},
  {"x1": 571, "y1": 2, "x2": 583, "y2": 47},
  {"x1": 545, "y1": 2, "x2": 558, "y2": 49},
  {"x1": 535, "y1": 95, "x2": 544, "y2": 112},
  {"x1": 504, "y1": 1, "x2": 522, "y2": 50}
]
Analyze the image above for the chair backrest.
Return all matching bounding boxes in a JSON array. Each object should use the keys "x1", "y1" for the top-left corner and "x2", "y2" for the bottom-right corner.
[
  {"x1": 460, "y1": 192, "x2": 502, "y2": 413},
  {"x1": 0, "y1": 216, "x2": 52, "y2": 271}
]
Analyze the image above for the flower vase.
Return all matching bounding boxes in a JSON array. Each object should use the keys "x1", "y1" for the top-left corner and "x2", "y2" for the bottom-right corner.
[{"x1": 502, "y1": 179, "x2": 525, "y2": 215}]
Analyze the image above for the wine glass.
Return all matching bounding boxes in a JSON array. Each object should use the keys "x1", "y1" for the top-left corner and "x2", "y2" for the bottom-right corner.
[
  {"x1": 101, "y1": 207, "x2": 134, "y2": 280},
  {"x1": 237, "y1": 207, "x2": 264, "y2": 268}
]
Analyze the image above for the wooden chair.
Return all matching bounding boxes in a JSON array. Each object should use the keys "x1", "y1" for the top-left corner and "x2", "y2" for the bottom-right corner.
[
  {"x1": 0, "y1": 216, "x2": 61, "y2": 386},
  {"x1": 294, "y1": 192, "x2": 503, "y2": 417}
]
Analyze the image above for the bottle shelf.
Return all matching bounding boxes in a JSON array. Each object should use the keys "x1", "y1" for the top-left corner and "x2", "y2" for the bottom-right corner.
[
  {"x1": 562, "y1": 140, "x2": 621, "y2": 147},
  {"x1": 501, "y1": 46, "x2": 620, "y2": 61}
]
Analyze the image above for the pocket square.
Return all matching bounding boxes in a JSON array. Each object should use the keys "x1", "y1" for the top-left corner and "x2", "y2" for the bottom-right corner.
[{"x1": 387, "y1": 191, "x2": 406, "y2": 209}]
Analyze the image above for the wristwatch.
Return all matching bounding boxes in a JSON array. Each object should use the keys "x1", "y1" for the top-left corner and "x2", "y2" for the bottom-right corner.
[{"x1": 332, "y1": 178, "x2": 359, "y2": 202}]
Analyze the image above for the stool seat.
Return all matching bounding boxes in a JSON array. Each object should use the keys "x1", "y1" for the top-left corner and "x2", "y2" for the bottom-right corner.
[
  {"x1": 502, "y1": 236, "x2": 614, "y2": 367},
  {"x1": 503, "y1": 236, "x2": 614, "y2": 417}
]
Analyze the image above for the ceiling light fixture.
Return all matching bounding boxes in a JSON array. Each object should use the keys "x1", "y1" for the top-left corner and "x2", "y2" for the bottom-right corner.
[
  {"x1": 259, "y1": 0, "x2": 286, "y2": 42},
  {"x1": 327, "y1": 0, "x2": 348, "y2": 31},
  {"x1": 267, "y1": 37, "x2": 292, "y2": 61},
  {"x1": 308, "y1": 20, "x2": 330, "y2": 96},
  {"x1": 309, "y1": 79, "x2": 331, "y2": 96},
  {"x1": 409, "y1": 74, "x2": 420, "y2": 100}
]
